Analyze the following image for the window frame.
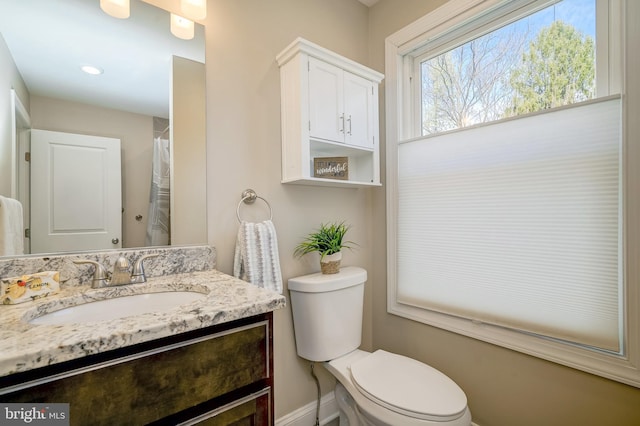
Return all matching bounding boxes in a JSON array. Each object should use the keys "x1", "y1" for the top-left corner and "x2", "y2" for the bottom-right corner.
[{"x1": 385, "y1": 0, "x2": 640, "y2": 387}]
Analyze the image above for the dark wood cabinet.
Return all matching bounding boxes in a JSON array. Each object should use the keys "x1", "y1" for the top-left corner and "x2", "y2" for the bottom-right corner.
[{"x1": 0, "y1": 313, "x2": 274, "y2": 426}]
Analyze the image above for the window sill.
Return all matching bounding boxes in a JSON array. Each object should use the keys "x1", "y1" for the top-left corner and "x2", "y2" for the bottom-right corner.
[{"x1": 387, "y1": 299, "x2": 640, "y2": 388}]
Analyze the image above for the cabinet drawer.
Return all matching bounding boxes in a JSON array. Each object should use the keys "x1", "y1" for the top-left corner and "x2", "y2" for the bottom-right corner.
[
  {"x1": 179, "y1": 387, "x2": 271, "y2": 426},
  {"x1": 3, "y1": 321, "x2": 270, "y2": 426}
]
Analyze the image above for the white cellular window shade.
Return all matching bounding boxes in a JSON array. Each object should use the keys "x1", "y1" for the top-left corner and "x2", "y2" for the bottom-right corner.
[{"x1": 396, "y1": 97, "x2": 622, "y2": 352}]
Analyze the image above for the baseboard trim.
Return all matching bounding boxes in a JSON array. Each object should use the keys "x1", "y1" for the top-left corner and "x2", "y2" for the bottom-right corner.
[{"x1": 276, "y1": 391, "x2": 339, "y2": 426}]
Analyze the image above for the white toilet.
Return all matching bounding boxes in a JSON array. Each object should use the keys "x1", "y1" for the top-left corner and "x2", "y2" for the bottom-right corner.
[{"x1": 288, "y1": 266, "x2": 472, "y2": 426}]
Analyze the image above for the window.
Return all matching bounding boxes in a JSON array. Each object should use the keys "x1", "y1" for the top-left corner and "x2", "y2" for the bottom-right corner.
[
  {"x1": 386, "y1": 0, "x2": 640, "y2": 387},
  {"x1": 416, "y1": 0, "x2": 596, "y2": 135}
]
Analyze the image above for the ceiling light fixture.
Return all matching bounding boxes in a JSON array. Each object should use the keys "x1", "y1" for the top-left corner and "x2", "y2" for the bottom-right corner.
[
  {"x1": 100, "y1": 0, "x2": 130, "y2": 19},
  {"x1": 81, "y1": 65, "x2": 104, "y2": 75},
  {"x1": 170, "y1": 13, "x2": 194, "y2": 40},
  {"x1": 181, "y1": 0, "x2": 206, "y2": 20}
]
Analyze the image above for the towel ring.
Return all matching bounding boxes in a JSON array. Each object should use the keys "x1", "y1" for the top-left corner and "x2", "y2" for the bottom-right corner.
[{"x1": 236, "y1": 189, "x2": 273, "y2": 223}]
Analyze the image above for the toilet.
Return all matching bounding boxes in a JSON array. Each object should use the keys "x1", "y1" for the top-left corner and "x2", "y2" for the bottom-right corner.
[{"x1": 288, "y1": 266, "x2": 472, "y2": 426}]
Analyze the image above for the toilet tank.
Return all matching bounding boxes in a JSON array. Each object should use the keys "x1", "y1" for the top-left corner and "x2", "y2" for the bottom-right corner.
[{"x1": 288, "y1": 266, "x2": 366, "y2": 362}]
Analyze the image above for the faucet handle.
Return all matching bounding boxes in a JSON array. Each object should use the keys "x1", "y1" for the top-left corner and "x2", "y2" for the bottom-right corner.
[
  {"x1": 109, "y1": 256, "x2": 133, "y2": 286},
  {"x1": 113, "y1": 256, "x2": 131, "y2": 274},
  {"x1": 131, "y1": 253, "x2": 159, "y2": 283},
  {"x1": 73, "y1": 259, "x2": 109, "y2": 288}
]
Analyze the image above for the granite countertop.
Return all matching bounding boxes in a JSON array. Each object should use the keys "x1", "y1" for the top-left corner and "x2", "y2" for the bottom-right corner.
[{"x1": 0, "y1": 270, "x2": 286, "y2": 378}]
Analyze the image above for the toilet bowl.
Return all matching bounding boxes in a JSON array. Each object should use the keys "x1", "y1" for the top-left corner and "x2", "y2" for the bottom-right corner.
[
  {"x1": 327, "y1": 349, "x2": 471, "y2": 425},
  {"x1": 288, "y1": 267, "x2": 471, "y2": 425}
]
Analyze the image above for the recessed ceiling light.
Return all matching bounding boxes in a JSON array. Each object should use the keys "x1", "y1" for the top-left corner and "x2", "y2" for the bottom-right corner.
[{"x1": 81, "y1": 65, "x2": 104, "y2": 75}]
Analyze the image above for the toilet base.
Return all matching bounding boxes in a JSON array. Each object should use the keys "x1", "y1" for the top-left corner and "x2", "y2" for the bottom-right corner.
[
  {"x1": 335, "y1": 382, "x2": 356, "y2": 426},
  {"x1": 336, "y1": 382, "x2": 385, "y2": 426}
]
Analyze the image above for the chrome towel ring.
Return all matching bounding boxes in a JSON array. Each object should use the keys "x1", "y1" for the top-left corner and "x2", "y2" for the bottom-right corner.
[{"x1": 236, "y1": 189, "x2": 273, "y2": 222}]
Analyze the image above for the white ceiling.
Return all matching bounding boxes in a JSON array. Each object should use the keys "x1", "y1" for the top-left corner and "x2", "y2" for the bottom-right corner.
[
  {"x1": 358, "y1": 0, "x2": 380, "y2": 6},
  {"x1": 0, "y1": 0, "x2": 205, "y2": 118}
]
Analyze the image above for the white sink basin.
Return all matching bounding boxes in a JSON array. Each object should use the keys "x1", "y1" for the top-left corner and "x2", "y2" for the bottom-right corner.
[{"x1": 29, "y1": 291, "x2": 206, "y2": 325}]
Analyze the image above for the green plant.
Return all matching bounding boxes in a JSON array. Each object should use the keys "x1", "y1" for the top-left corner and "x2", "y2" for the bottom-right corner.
[{"x1": 294, "y1": 222, "x2": 355, "y2": 260}]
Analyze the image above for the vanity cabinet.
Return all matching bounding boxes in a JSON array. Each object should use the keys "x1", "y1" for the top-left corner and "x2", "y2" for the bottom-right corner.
[
  {"x1": 0, "y1": 313, "x2": 274, "y2": 426},
  {"x1": 277, "y1": 38, "x2": 384, "y2": 187}
]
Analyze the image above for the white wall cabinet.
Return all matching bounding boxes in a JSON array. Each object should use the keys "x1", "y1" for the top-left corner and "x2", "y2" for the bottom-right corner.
[
  {"x1": 277, "y1": 38, "x2": 384, "y2": 187},
  {"x1": 309, "y1": 58, "x2": 374, "y2": 148}
]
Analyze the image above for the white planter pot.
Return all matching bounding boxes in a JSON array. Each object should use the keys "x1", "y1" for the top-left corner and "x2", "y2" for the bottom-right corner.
[{"x1": 320, "y1": 251, "x2": 342, "y2": 274}]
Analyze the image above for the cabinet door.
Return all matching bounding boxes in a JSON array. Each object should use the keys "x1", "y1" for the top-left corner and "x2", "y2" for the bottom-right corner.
[
  {"x1": 344, "y1": 72, "x2": 375, "y2": 148},
  {"x1": 308, "y1": 57, "x2": 344, "y2": 143}
]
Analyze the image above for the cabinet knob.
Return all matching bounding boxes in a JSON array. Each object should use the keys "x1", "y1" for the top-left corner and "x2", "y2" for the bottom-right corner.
[
  {"x1": 347, "y1": 115, "x2": 352, "y2": 135},
  {"x1": 339, "y1": 114, "x2": 345, "y2": 133}
]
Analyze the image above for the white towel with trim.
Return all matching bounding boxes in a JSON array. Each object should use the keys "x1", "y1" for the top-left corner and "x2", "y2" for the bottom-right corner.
[
  {"x1": 0, "y1": 195, "x2": 24, "y2": 256},
  {"x1": 233, "y1": 220, "x2": 283, "y2": 294}
]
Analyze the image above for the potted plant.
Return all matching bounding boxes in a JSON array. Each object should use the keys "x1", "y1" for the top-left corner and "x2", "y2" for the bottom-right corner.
[{"x1": 294, "y1": 222, "x2": 355, "y2": 274}]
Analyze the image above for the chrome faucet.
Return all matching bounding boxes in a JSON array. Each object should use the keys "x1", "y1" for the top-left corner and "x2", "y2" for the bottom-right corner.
[{"x1": 74, "y1": 253, "x2": 159, "y2": 288}]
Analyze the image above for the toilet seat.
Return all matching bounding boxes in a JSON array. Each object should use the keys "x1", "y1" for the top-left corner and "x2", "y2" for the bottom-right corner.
[{"x1": 350, "y1": 350, "x2": 468, "y2": 422}]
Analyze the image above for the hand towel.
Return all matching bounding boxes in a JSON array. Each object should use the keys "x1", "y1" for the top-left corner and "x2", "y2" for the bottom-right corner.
[
  {"x1": 233, "y1": 220, "x2": 283, "y2": 294},
  {"x1": 0, "y1": 195, "x2": 24, "y2": 256}
]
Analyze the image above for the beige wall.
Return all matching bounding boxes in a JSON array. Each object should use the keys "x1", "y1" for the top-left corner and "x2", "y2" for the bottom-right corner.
[
  {"x1": 368, "y1": 1, "x2": 640, "y2": 426},
  {"x1": 0, "y1": 34, "x2": 28, "y2": 198},
  {"x1": 202, "y1": 0, "x2": 373, "y2": 417},
  {"x1": 30, "y1": 96, "x2": 153, "y2": 249},
  {"x1": 171, "y1": 56, "x2": 207, "y2": 246}
]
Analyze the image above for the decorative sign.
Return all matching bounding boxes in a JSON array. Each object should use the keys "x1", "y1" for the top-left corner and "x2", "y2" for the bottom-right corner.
[{"x1": 314, "y1": 157, "x2": 349, "y2": 180}]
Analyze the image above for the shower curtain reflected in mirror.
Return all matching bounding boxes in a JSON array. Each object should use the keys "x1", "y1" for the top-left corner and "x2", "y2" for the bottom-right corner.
[{"x1": 145, "y1": 119, "x2": 171, "y2": 246}]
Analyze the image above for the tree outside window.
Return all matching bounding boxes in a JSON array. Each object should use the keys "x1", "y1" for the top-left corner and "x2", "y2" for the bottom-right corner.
[{"x1": 420, "y1": 0, "x2": 596, "y2": 135}]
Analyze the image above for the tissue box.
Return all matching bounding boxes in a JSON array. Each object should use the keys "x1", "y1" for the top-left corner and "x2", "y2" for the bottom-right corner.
[{"x1": 1, "y1": 271, "x2": 60, "y2": 305}]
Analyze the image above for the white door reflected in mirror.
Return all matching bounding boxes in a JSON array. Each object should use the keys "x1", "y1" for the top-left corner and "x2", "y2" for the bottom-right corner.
[{"x1": 30, "y1": 129, "x2": 122, "y2": 253}]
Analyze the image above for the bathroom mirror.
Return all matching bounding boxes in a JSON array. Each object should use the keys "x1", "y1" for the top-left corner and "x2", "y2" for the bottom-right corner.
[{"x1": 0, "y1": 0, "x2": 207, "y2": 257}]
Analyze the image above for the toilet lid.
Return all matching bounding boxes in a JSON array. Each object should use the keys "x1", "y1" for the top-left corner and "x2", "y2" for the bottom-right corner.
[{"x1": 350, "y1": 350, "x2": 467, "y2": 421}]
